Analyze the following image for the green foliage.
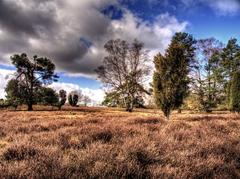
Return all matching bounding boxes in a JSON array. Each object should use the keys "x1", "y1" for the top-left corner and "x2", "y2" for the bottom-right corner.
[
  {"x1": 102, "y1": 92, "x2": 145, "y2": 108},
  {"x1": 58, "y1": 90, "x2": 67, "y2": 110},
  {"x1": 220, "y1": 38, "x2": 240, "y2": 107},
  {"x1": 68, "y1": 92, "x2": 79, "y2": 107},
  {"x1": 230, "y1": 72, "x2": 240, "y2": 113},
  {"x1": 102, "y1": 92, "x2": 124, "y2": 107},
  {"x1": 38, "y1": 87, "x2": 59, "y2": 106},
  {"x1": 9, "y1": 53, "x2": 58, "y2": 110},
  {"x1": 192, "y1": 38, "x2": 224, "y2": 112},
  {"x1": 5, "y1": 79, "x2": 24, "y2": 109},
  {"x1": 153, "y1": 32, "x2": 195, "y2": 119}
]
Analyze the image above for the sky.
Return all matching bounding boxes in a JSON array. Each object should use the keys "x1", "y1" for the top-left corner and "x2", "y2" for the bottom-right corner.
[{"x1": 0, "y1": 0, "x2": 240, "y2": 103}]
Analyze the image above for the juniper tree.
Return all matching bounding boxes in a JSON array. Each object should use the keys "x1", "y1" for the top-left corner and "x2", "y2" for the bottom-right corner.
[
  {"x1": 153, "y1": 32, "x2": 195, "y2": 119},
  {"x1": 230, "y1": 71, "x2": 240, "y2": 113},
  {"x1": 68, "y1": 91, "x2": 82, "y2": 107},
  {"x1": 58, "y1": 90, "x2": 67, "y2": 110}
]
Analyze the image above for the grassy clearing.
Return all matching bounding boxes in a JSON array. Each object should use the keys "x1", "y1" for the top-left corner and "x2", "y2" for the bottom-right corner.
[{"x1": 0, "y1": 107, "x2": 239, "y2": 178}]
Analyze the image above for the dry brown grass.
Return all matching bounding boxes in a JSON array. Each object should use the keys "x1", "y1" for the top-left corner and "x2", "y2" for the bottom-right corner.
[{"x1": 0, "y1": 106, "x2": 239, "y2": 178}]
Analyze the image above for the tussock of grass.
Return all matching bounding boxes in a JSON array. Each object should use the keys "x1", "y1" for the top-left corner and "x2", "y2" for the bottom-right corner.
[{"x1": 3, "y1": 145, "x2": 38, "y2": 161}]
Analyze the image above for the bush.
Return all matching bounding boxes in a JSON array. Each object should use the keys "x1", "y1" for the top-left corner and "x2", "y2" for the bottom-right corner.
[
  {"x1": 38, "y1": 87, "x2": 59, "y2": 106},
  {"x1": 3, "y1": 145, "x2": 38, "y2": 161}
]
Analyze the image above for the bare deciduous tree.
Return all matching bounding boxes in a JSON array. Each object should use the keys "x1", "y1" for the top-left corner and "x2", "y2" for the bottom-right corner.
[{"x1": 96, "y1": 39, "x2": 150, "y2": 112}]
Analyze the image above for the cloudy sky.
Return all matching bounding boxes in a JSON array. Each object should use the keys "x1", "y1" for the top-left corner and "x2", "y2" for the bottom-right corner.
[{"x1": 0, "y1": 0, "x2": 240, "y2": 102}]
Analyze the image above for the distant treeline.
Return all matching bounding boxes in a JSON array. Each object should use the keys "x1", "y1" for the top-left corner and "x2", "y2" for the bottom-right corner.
[{"x1": 1, "y1": 32, "x2": 240, "y2": 119}]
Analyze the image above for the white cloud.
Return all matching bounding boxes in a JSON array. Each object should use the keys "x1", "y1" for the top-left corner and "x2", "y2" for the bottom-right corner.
[
  {"x1": 211, "y1": 0, "x2": 240, "y2": 15},
  {"x1": 0, "y1": 0, "x2": 189, "y2": 101},
  {"x1": 0, "y1": 0, "x2": 188, "y2": 78},
  {"x1": 0, "y1": 69, "x2": 15, "y2": 99},
  {"x1": 49, "y1": 82, "x2": 105, "y2": 104},
  {"x1": 0, "y1": 69, "x2": 105, "y2": 104},
  {"x1": 180, "y1": 0, "x2": 240, "y2": 15}
]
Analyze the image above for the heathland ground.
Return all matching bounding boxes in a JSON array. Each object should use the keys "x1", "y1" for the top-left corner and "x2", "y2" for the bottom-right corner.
[{"x1": 0, "y1": 107, "x2": 239, "y2": 178}]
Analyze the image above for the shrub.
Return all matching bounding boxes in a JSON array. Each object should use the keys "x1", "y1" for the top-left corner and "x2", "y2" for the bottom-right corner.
[
  {"x1": 91, "y1": 130, "x2": 113, "y2": 143},
  {"x1": 3, "y1": 145, "x2": 38, "y2": 161}
]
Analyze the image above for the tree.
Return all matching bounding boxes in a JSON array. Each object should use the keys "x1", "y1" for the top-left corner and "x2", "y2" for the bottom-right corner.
[
  {"x1": 58, "y1": 90, "x2": 67, "y2": 110},
  {"x1": 5, "y1": 79, "x2": 24, "y2": 109},
  {"x1": 83, "y1": 95, "x2": 91, "y2": 106},
  {"x1": 153, "y1": 32, "x2": 195, "y2": 119},
  {"x1": 10, "y1": 53, "x2": 58, "y2": 111},
  {"x1": 38, "y1": 87, "x2": 59, "y2": 107},
  {"x1": 96, "y1": 39, "x2": 150, "y2": 112},
  {"x1": 102, "y1": 91, "x2": 124, "y2": 107},
  {"x1": 68, "y1": 91, "x2": 82, "y2": 107},
  {"x1": 133, "y1": 96, "x2": 145, "y2": 108},
  {"x1": 191, "y1": 38, "x2": 224, "y2": 112},
  {"x1": 230, "y1": 71, "x2": 240, "y2": 113},
  {"x1": 220, "y1": 38, "x2": 240, "y2": 108}
]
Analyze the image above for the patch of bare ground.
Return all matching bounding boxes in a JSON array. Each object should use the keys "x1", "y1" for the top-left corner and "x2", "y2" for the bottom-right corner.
[{"x1": 0, "y1": 107, "x2": 239, "y2": 178}]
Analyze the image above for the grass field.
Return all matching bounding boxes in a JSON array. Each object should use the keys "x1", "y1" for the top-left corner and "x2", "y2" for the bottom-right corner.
[{"x1": 0, "y1": 107, "x2": 239, "y2": 178}]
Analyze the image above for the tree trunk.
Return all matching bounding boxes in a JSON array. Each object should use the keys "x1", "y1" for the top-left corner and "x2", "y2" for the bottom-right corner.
[
  {"x1": 178, "y1": 108, "x2": 182, "y2": 113},
  {"x1": 126, "y1": 102, "x2": 133, "y2": 112},
  {"x1": 27, "y1": 103, "x2": 33, "y2": 111}
]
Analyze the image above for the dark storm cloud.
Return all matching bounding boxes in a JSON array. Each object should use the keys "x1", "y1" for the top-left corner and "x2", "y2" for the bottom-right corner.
[
  {"x1": 0, "y1": 0, "x2": 187, "y2": 78},
  {"x1": 0, "y1": 0, "x2": 57, "y2": 36}
]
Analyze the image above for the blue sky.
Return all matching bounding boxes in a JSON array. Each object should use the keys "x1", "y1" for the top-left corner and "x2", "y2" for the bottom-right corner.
[{"x1": 0, "y1": 0, "x2": 240, "y2": 101}]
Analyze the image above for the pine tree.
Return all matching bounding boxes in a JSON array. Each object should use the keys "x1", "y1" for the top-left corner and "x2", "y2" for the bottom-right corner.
[
  {"x1": 10, "y1": 53, "x2": 58, "y2": 111},
  {"x1": 221, "y1": 38, "x2": 240, "y2": 108},
  {"x1": 230, "y1": 71, "x2": 240, "y2": 113}
]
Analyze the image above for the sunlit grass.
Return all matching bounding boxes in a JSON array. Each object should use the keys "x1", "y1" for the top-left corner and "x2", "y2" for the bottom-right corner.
[{"x1": 0, "y1": 107, "x2": 239, "y2": 178}]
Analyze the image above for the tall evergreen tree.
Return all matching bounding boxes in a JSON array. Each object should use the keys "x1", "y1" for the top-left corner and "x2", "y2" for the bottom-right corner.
[
  {"x1": 220, "y1": 38, "x2": 240, "y2": 108},
  {"x1": 230, "y1": 71, "x2": 240, "y2": 113},
  {"x1": 153, "y1": 32, "x2": 195, "y2": 119}
]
